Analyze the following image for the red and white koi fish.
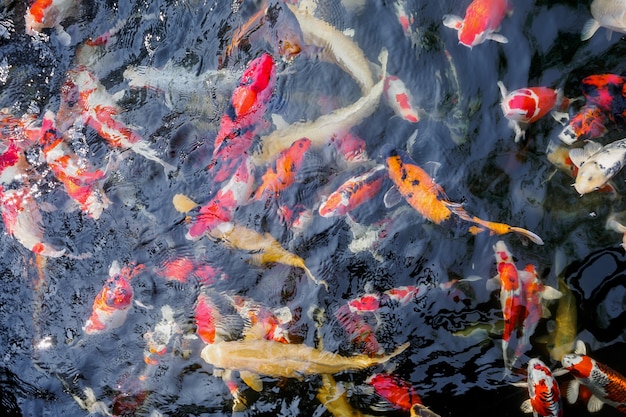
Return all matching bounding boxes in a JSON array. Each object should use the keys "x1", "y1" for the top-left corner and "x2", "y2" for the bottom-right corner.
[
  {"x1": 347, "y1": 285, "x2": 427, "y2": 314},
  {"x1": 367, "y1": 372, "x2": 423, "y2": 412},
  {"x1": 208, "y1": 53, "x2": 276, "y2": 184},
  {"x1": 331, "y1": 130, "x2": 368, "y2": 163},
  {"x1": 385, "y1": 75, "x2": 420, "y2": 123},
  {"x1": 39, "y1": 111, "x2": 110, "y2": 219},
  {"x1": 319, "y1": 165, "x2": 386, "y2": 218},
  {"x1": 230, "y1": 295, "x2": 292, "y2": 343},
  {"x1": 195, "y1": 292, "x2": 221, "y2": 344},
  {"x1": 497, "y1": 82, "x2": 570, "y2": 142},
  {"x1": 393, "y1": 0, "x2": 415, "y2": 39},
  {"x1": 252, "y1": 137, "x2": 310, "y2": 201},
  {"x1": 581, "y1": 0, "x2": 626, "y2": 41},
  {"x1": 143, "y1": 305, "x2": 182, "y2": 366},
  {"x1": 520, "y1": 358, "x2": 563, "y2": 417},
  {"x1": 0, "y1": 186, "x2": 66, "y2": 257},
  {"x1": 382, "y1": 145, "x2": 544, "y2": 244},
  {"x1": 334, "y1": 303, "x2": 383, "y2": 355},
  {"x1": 25, "y1": 0, "x2": 78, "y2": 43},
  {"x1": 443, "y1": 0, "x2": 511, "y2": 48},
  {"x1": 83, "y1": 261, "x2": 144, "y2": 334},
  {"x1": 562, "y1": 341, "x2": 626, "y2": 413},
  {"x1": 58, "y1": 65, "x2": 175, "y2": 173},
  {"x1": 155, "y1": 256, "x2": 223, "y2": 285}
]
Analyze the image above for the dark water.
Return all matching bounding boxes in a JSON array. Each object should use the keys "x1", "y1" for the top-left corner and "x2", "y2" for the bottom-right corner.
[{"x1": 1, "y1": 0, "x2": 626, "y2": 416}]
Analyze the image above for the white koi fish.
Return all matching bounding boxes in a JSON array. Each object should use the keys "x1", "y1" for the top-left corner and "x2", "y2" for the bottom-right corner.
[
  {"x1": 569, "y1": 138, "x2": 626, "y2": 195},
  {"x1": 581, "y1": 0, "x2": 626, "y2": 41}
]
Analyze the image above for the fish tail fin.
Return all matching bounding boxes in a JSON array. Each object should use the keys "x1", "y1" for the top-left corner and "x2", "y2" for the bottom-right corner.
[
  {"x1": 128, "y1": 141, "x2": 176, "y2": 174},
  {"x1": 508, "y1": 226, "x2": 544, "y2": 245},
  {"x1": 173, "y1": 193, "x2": 199, "y2": 213},
  {"x1": 303, "y1": 265, "x2": 328, "y2": 290}
]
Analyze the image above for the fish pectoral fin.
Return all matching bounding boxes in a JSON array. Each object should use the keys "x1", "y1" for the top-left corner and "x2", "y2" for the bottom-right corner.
[
  {"x1": 442, "y1": 14, "x2": 463, "y2": 30},
  {"x1": 587, "y1": 395, "x2": 605, "y2": 413},
  {"x1": 383, "y1": 186, "x2": 403, "y2": 208},
  {"x1": 519, "y1": 398, "x2": 533, "y2": 414},
  {"x1": 486, "y1": 33, "x2": 508, "y2": 44},
  {"x1": 566, "y1": 379, "x2": 580, "y2": 404},
  {"x1": 485, "y1": 276, "x2": 501, "y2": 292},
  {"x1": 581, "y1": 18, "x2": 601, "y2": 41},
  {"x1": 574, "y1": 339, "x2": 587, "y2": 355},
  {"x1": 239, "y1": 371, "x2": 263, "y2": 392},
  {"x1": 542, "y1": 285, "x2": 563, "y2": 301},
  {"x1": 569, "y1": 141, "x2": 602, "y2": 167}
]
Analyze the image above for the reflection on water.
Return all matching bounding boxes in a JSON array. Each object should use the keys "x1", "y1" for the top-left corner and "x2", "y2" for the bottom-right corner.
[{"x1": 1, "y1": 0, "x2": 626, "y2": 416}]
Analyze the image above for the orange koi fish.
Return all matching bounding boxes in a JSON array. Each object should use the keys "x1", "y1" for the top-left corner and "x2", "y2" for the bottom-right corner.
[
  {"x1": 58, "y1": 65, "x2": 175, "y2": 173},
  {"x1": 208, "y1": 53, "x2": 276, "y2": 183},
  {"x1": 39, "y1": 111, "x2": 110, "y2": 219},
  {"x1": 562, "y1": 341, "x2": 626, "y2": 414},
  {"x1": 497, "y1": 82, "x2": 570, "y2": 142},
  {"x1": 367, "y1": 372, "x2": 423, "y2": 412},
  {"x1": 559, "y1": 105, "x2": 608, "y2": 144},
  {"x1": 319, "y1": 165, "x2": 386, "y2": 218},
  {"x1": 381, "y1": 145, "x2": 544, "y2": 244},
  {"x1": 25, "y1": 0, "x2": 78, "y2": 42},
  {"x1": 521, "y1": 358, "x2": 562, "y2": 417},
  {"x1": 83, "y1": 261, "x2": 144, "y2": 334},
  {"x1": 443, "y1": 0, "x2": 511, "y2": 48},
  {"x1": 252, "y1": 137, "x2": 310, "y2": 201}
]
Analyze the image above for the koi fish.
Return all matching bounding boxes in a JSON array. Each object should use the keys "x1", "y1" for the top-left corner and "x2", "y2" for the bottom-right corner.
[
  {"x1": 0, "y1": 186, "x2": 66, "y2": 257},
  {"x1": 347, "y1": 285, "x2": 427, "y2": 314},
  {"x1": 143, "y1": 305, "x2": 182, "y2": 365},
  {"x1": 39, "y1": 111, "x2": 110, "y2": 219},
  {"x1": 520, "y1": 358, "x2": 562, "y2": 417},
  {"x1": 562, "y1": 341, "x2": 626, "y2": 413},
  {"x1": 544, "y1": 277, "x2": 577, "y2": 362},
  {"x1": 569, "y1": 138, "x2": 626, "y2": 195},
  {"x1": 558, "y1": 105, "x2": 608, "y2": 145},
  {"x1": 497, "y1": 82, "x2": 569, "y2": 142},
  {"x1": 331, "y1": 130, "x2": 368, "y2": 163},
  {"x1": 319, "y1": 165, "x2": 386, "y2": 218},
  {"x1": 195, "y1": 292, "x2": 221, "y2": 344},
  {"x1": 334, "y1": 303, "x2": 382, "y2": 355},
  {"x1": 581, "y1": 0, "x2": 626, "y2": 41},
  {"x1": 253, "y1": 48, "x2": 388, "y2": 165},
  {"x1": 155, "y1": 256, "x2": 223, "y2": 285},
  {"x1": 252, "y1": 137, "x2": 310, "y2": 201},
  {"x1": 230, "y1": 295, "x2": 292, "y2": 343},
  {"x1": 317, "y1": 373, "x2": 367, "y2": 417},
  {"x1": 381, "y1": 145, "x2": 544, "y2": 245},
  {"x1": 384, "y1": 75, "x2": 421, "y2": 123},
  {"x1": 443, "y1": 0, "x2": 510, "y2": 48},
  {"x1": 411, "y1": 404, "x2": 442, "y2": 417},
  {"x1": 24, "y1": 0, "x2": 78, "y2": 43},
  {"x1": 581, "y1": 74, "x2": 626, "y2": 114},
  {"x1": 58, "y1": 65, "x2": 175, "y2": 173},
  {"x1": 208, "y1": 53, "x2": 276, "y2": 183},
  {"x1": 367, "y1": 372, "x2": 423, "y2": 412},
  {"x1": 83, "y1": 261, "x2": 144, "y2": 334},
  {"x1": 200, "y1": 339, "x2": 409, "y2": 389}
]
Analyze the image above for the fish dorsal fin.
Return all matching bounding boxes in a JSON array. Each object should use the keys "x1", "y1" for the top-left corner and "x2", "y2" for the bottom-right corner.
[
  {"x1": 442, "y1": 14, "x2": 463, "y2": 30},
  {"x1": 486, "y1": 33, "x2": 508, "y2": 44},
  {"x1": 569, "y1": 142, "x2": 602, "y2": 167},
  {"x1": 581, "y1": 18, "x2": 601, "y2": 41},
  {"x1": 588, "y1": 395, "x2": 605, "y2": 412},
  {"x1": 239, "y1": 371, "x2": 263, "y2": 392},
  {"x1": 566, "y1": 379, "x2": 580, "y2": 404},
  {"x1": 423, "y1": 160, "x2": 442, "y2": 180},
  {"x1": 519, "y1": 398, "x2": 533, "y2": 414},
  {"x1": 574, "y1": 339, "x2": 587, "y2": 355},
  {"x1": 383, "y1": 185, "x2": 403, "y2": 208}
]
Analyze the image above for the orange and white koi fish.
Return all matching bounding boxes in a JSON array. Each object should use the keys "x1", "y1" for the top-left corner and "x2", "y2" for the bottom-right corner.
[
  {"x1": 443, "y1": 0, "x2": 510, "y2": 48},
  {"x1": 25, "y1": 0, "x2": 78, "y2": 43},
  {"x1": 39, "y1": 111, "x2": 110, "y2": 219},
  {"x1": 253, "y1": 48, "x2": 388, "y2": 164},
  {"x1": 83, "y1": 261, "x2": 144, "y2": 334},
  {"x1": 384, "y1": 75, "x2": 420, "y2": 123},
  {"x1": 559, "y1": 105, "x2": 608, "y2": 144},
  {"x1": 497, "y1": 82, "x2": 570, "y2": 142},
  {"x1": 252, "y1": 137, "x2": 310, "y2": 201},
  {"x1": 581, "y1": 0, "x2": 626, "y2": 41},
  {"x1": 0, "y1": 185, "x2": 66, "y2": 257},
  {"x1": 367, "y1": 372, "x2": 423, "y2": 412},
  {"x1": 347, "y1": 285, "x2": 427, "y2": 314},
  {"x1": 319, "y1": 165, "x2": 386, "y2": 218},
  {"x1": 230, "y1": 295, "x2": 292, "y2": 343},
  {"x1": 562, "y1": 341, "x2": 626, "y2": 413},
  {"x1": 58, "y1": 65, "x2": 175, "y2": 173},
  {"x1": 520, "y1": 358, "x2": 562, "y2": 417},
  {"x1": 382, "y1": 145, "x2": 544, "y2": 244},
  {"x1": 209, "y1": 53, "x2": 276, "y2": 183}
]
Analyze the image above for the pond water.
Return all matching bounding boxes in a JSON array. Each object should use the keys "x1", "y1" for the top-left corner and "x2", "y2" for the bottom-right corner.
[{"x1": 1, "y1": 0, "x2": 626, "y2": 416}]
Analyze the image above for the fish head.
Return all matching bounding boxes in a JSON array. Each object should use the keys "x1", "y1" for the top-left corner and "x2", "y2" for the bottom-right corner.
[
  {"x1": 103, "y1": 276, "x2": 133, "y2": 309},
  {"x1": 561, "y1": 354, "x2": 593, "y2": 378},
  {"x1": 574, "y1": 161, "x2": 606, "y2": 195},
  {"x1": 501, "y1": 89, "x2": 541, "y2": 122},
  {"x1": 319, "y1": 192, "x2": 348, "y2": 217}
]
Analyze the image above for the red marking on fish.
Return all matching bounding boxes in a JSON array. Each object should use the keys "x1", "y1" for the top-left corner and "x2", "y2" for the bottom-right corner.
[
  {"x1": 334, "y1": 303, "x2": 382, "y2": 355},
  {"x1": 319, "y1": 165, "x2": 386, "y2": 217},
  {"x1": 500, "y1": 87, "x2": 562, "y2": 124},
  {"x1": 527, "y1": 358, "x2": 562, "y2": 417},
  {"x1": 368, "y1": 372, "x2": 422, "y2": 411},
  {"x1": 348, "y1": 294, "x2": 381, "y2": 313},
  {"x1": 195, "y1": 293, "x2": 219, "y2": 344},
  {"x1": 384, "y1": 75, "x2": 420, "y2": 123}
]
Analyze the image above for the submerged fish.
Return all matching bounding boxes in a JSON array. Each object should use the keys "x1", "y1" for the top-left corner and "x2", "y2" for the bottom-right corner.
[
  {"x1": 581, "y1": 0, "x2": 626, "y2": 41},
  {"x1": 381, "y1": 145, "x2": 544, "y2": 244},
  {"x1": 24, "y1": 0, "x2": 78, "y2": 43},
  {"x1": 367, "y1": 372, "x2": 423, "y2": 412},
  {"x1": 318, "y1": 165, "x2": 386, "y2": 218},
  {"x1": 443, "y1": 0, "x2": 510, "y2": 48}
]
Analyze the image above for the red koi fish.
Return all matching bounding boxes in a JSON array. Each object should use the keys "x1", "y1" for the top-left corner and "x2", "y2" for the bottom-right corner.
[
  {"x1": 443, "y1": 0, "x2": 510, "y2": 48},
  {"x1": 0, "y1": 186, "x2": 66, "y2": 257},
  {"x1": 230, "y1": 295, "x2": 291, "y2": 343},
  {"x1": 384, "y1": 75, "x2": 420, "y2": 123},
  {"x1": 208, "y1": 53, "x2": 275, "y2": 183},
  {"x1": 520, "y1": 265, "x2": 561, "y2": 348},
  {"x1": 367, "y1": 372, "x2": 423, "y2": 412},
  {"x1": 521, "y1": 358, "x2": 562, "y2": 417},
  {"x1": 39, "y1": 111, "x2": 110, "y2": 219},
  {"x1": 562, "y1": 341, "x2": 626, "y2": 414},
  {"x1": 83, "y1": 261, "x2": 144, "y2": 334},
  {"x1": 382, "y1": 145, "x2": 544, "y2": 244},
  {"x1": 347, "y1": 285, "x2": 427, "y2": 314},
  {"x1": 58, "y1": 65, "x2": 175, "y2": 173},
  {"x1": 252, "y1": 137, "x2": 310, "y2": 201},
  {"x1": 319, "y1": 165, "x2": 386, "y2": 218},
  {"x1": 497, "y1": 82, "x2": 570, "y2": 142},
  {"x1": 334, "y1": 303, "x2": 382, "y2": 355},
  {"x1": 155, "y1": 256, "x2": 223, "y2": 285},
  {"x1": 331, "y1": 130, "x2": 368, "y2": 163},
  {"x1": 558, "y1": 105, "x2": 608, "y2": 144},
  {"x1": 195, "y1": 293, "x2": 220, "y2": 344}
]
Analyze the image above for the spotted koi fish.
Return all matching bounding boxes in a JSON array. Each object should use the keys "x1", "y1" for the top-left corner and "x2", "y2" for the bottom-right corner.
[
  {"x1": 83, "y1": 261, "x2": 144, "y2": 334},
  {"x1": 318, "y1": 164, "x2": 386, "y2": 218},
  {"x1": 562, "y1": 341, "x2": 626, "y2": 413},
  {"x1": 497, "y1": 82, "x2": 570, "y2": 142},
  {"x1": 443, "y1": 0, "x2": 510, "y2": 48},
  {"x1": 569, "y1": 138, "x2": 626, "y2": 195},
  {"x1": 381, "y1": 145, "x2": 544, "y2": 245},
  {"x1": 520, "y1": 358, "x2": 562, "y2": 417},
  {"x1": 581, "y1": 0, "x2": 626, "y2": 41}
]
